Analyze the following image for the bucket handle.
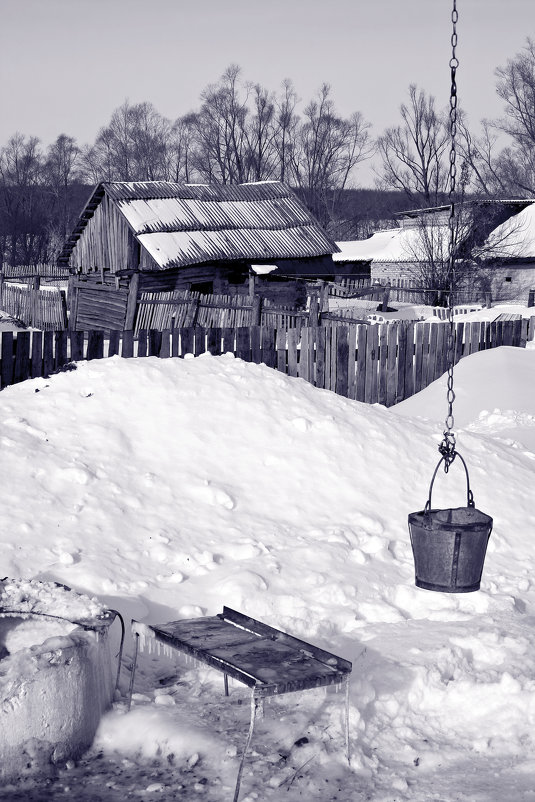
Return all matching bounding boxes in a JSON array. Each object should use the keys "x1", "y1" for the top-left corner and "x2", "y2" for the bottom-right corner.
[{"x1": 424, "y1": 451, "x2": 475, "y2": 514}]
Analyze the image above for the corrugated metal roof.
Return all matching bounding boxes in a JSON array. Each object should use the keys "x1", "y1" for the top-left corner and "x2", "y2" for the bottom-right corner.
[
  {"x1": 138, "y1": 224, "x2": 336, "y2": 269},
  {"x1": 58, "y1": 180, "x2": 338, "y2": 268}
]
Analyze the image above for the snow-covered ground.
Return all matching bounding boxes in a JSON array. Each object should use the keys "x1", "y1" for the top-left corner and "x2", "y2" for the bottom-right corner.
[{"x1": 0, "y1": 337, "x2": 535, "y2": 800}]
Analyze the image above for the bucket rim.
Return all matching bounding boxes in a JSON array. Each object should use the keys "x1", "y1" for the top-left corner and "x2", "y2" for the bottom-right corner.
[{"x1": 408, "y1": 506, "x2": 493, "y2": 527}]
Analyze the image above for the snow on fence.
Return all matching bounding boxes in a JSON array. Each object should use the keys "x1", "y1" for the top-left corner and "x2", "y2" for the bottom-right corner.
[{"x1": 1, "y1": 317, "x2": 534, "y2": 403}]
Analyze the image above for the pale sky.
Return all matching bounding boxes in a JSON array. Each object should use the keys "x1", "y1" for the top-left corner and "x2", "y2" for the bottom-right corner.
[{"x1": 1, "y1": 0, "x2": 534, "y2": 186}]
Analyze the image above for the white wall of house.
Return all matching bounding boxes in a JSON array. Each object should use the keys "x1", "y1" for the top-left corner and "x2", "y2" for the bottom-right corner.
[{"x1": 488, "y1": 264, "x2": 535, "y2": 303}]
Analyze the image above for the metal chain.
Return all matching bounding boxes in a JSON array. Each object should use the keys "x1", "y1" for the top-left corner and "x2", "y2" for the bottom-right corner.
[{"x1": 439, "y1": 0, "x2": 459, "y2": 472}]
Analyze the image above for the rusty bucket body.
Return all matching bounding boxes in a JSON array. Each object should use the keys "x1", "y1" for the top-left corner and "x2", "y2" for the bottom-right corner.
[{"x1": 408, "y1": 453, "x2": 493, "y2": 593}]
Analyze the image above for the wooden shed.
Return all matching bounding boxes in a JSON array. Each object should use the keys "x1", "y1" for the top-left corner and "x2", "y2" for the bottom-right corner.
[{"x1": 57, "y1": 181, "x2": 340, "y2": 331}]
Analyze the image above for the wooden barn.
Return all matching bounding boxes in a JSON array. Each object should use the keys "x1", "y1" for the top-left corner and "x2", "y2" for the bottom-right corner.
[{"x1": 57, "y1": 180, "x2": 340, "y2": 331}]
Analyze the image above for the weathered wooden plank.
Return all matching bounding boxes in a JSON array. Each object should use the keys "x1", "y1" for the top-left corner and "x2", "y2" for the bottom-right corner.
[
  {"x1": 122, "y1": 330, "x2": 134, "y2": 358},
  {"x1": 287, "y1": 328, "x2": 298, "y2": 377},
  {"x1": 236, "y1": 327, "x2": 250, "y2": 361},
  {"x1": 108, "y1": 330, "x2": 121, "y2": 357},
  {"x1": 502, "y1": 321, "x2": 513, "y2": 347},
  {"x1": 1, "y1": 332, "x2": 14, "y2": 388},
  {"x1": 276, "y1": 329, "x2": 287, "y2": 374},
  {"x1": 404, "y1": 323, "x2": 415, "y2": 399},
  {"x1": 137, "y1": 330, "x2": 148, "y2": 357},
  {"x1": 222, "y1": 327, "x2": 235, "y2": 355},
  {"x1": 330, "y1": 324, "x2": 338, "y2": 391},
  {"x1": 335, "y1": 326, "x2": 349, "y2": 397},
  {"x1": 348, "y1": 324, "x2": 358, "y2": 400},
  {"x1": 299, "y1": 327, "x2": 310, "y2": 381},
  {"x1": 315, "y1": 326, "x2": 326, "y2": 388},
  {"x1": 413, "y1": 322, "x2": 425, "y2": 394},
  {"x1": 386, "y1": 323, "x2": 398, "y2": 407},
  {"x1": 433, "y1": 322, "x2": 446, "y2": 379},
  {"x1": 43, "y1": 331, "x2": 54, "y2": 377},
  {"x1": 513, "y1": 317, "x2": 523, "y2": 348},
  {"x1": 171, "y1": 328, "x2": 180, "y2": 357},
  {"x1": 396, "y1": 322, "x2": 407, "y2": 403},
  {"x1": 355, "y1": 324, "x2": 367, "y2": 402},
  {"x1": 14, "y1": 331, "x2": 31, "y2": 383},
  {"x1": 149, "y1": 329, "x2": 162, "y2": 356},
  {"x1": 31, "y1": 331, "x2": 43, "y2": 379},
  {"x1": 365, "y1": 325, "x2": 379, "y2": 403},
  {"x1": 55, "y1": 330, "x2": 69, "y2": 370},
  {"x1": 261, "y1": 327, "x2": 276, "y2": 369},
  {"x1": 324, "y1": 326, "x2": 332, "y2": 390},
  {"x1": 207, "y1": 327, "x2": 221, "y2": 356},
  {"x1": 453, "y1": 321, "x2": 464, "y2": 363},
  {"x1": 87, "y1": 330, "x2": 104, "y2": 360},
  {"x1": 250, "y1": 326, "x2": 261, "y2": 364},
  {"x1": 70, "y1": 330, "x2": 85, "y2": 362},
  {"x1": 158, "y1": 329, "x2": 170, "y2": 358},
  {"x1": 496, "y1": 321, "x2": 504, "y2": 347},
  {"x1": 194, "y1": 327, "x2": 206, "y2": 357}
]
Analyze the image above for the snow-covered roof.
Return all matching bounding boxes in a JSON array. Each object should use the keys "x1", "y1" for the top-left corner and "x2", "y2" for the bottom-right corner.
[
  {"x1": 59, "y1": 181, "x2": 339, "y2": 270},
  {"x1": 477, "y1": 201, "x2": 535, "y2": 259},
  {"x1": 334, "y1": 225, "x2": 451, "y2": 263}
]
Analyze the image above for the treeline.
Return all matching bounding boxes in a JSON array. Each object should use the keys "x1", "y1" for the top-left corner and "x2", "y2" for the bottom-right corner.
[{"x1": 1, "y1": 39, "x2": 535, "y2": 265}]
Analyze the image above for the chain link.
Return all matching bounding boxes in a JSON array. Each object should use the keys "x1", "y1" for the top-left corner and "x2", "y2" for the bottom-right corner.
[{"x1": 439, "y1": 0, "x2": 459, "y2": 472}]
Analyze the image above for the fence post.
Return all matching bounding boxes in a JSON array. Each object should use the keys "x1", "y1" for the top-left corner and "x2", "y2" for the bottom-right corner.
[
  {"x1": 528, "y1": 289, "x2": 534, "y2": 308},
  {"x1": 381, "y1": 282, "x2": 391, "y2": 313},
  {"x1": 251, "y1": 294, "x2": 263, "y2": 326},
  {"x1": 309, "y1": 294, "x2": 320, "y2": 328},
  {"x1": 0, "y1": 271, "x2": 3, "y2": 310}
]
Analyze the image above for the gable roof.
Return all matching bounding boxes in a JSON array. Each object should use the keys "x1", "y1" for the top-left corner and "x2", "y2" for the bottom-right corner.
[{"x1": 58, "y1": 180, "x2": 339, "y2": 269}]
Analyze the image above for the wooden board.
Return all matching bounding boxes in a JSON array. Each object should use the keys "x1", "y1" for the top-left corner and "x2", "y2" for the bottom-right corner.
[{"x1": 132, "y1": 606, "x2": 351, "y2": 698}]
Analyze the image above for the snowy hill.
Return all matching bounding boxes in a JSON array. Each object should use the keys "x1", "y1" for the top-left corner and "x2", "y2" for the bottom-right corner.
[{"x1": 1, "y1": 345, "x2": 535, "y2": 800}]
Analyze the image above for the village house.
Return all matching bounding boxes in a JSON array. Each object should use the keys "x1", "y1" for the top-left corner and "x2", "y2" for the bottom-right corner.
[
  {"x1": 334, "y1": 199, "x2": 535, "y2": 305},
  {"x1": 57, "y1": 180, "x2": 342, "y2": 331}
]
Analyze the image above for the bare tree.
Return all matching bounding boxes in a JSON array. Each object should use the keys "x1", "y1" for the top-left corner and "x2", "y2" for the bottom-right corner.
[
  {"x1": 80, "y1": 100, "x2": 172, "y2": 182},
  {"x1": 244, "y1": 83, "x2": 278, "y2": 181},
  {"x1": 273, "y1": 79, "x2": 300, "y2": 184},
  {"x1": 0, "y1": 133, "x2": 48, "y2": 265},
  {"x1": 376, "y1": 84, "x2": 449, "y2": 206},
  {"x1": 44, "y1": 134, "x2": 81, "y2": 253},
  {"x1": 290, "y1": 84, "x2": 373, "y2": 227},
  {"x1": 193, "y1": 65, "x2": 250, "y2": 184},
  {"x1": 460, "y1": 40, "x2": 535, "y2": 197}
]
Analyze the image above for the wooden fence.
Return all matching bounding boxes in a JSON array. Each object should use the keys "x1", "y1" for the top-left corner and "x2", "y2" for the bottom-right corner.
[
  {"x1": 1, "y1": 264, "x2": 70, "y2": 280},
  {"x1": 135, "y1": 290, "x2": 308, "y2": 333},
  {"x1": 0, "y1": 283, "x2": 68, "y2": 330},
  {"x1": 1, "y1": 317, "x2": 533, "y2": 404}
]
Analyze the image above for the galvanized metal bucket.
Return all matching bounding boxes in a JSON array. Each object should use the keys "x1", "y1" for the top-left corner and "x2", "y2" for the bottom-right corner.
[{"x1": 408, "y1": 453, "x2": 493, "y2": 593}]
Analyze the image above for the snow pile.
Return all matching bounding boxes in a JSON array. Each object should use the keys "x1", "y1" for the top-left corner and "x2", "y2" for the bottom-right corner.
[
  {"x1": 0, "y1": 347, "x2": 534, "y2": 799},
  {"x1": 0, "y1": 578, "x2": 107, "y2": 622}
]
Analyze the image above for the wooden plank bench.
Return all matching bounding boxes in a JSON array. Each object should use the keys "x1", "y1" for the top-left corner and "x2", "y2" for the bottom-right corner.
[{"x1": 129, "y1": 606, "x2": 352, "y2": 801}]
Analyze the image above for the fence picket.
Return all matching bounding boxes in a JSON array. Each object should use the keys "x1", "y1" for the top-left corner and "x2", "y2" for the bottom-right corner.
[
  {"x1": 336, "y1": 327, "x2": 349, "y2": 397},
  {"x1": 43, "y1": 331, "x2": 54, "y2": 377},
  {"x1": 396, "y1": 323, "x2": 407, "y2": 404},
  {"x1": 386, "y1": 324, "x2": 398, "y2": 407},
  {"x1": 31, "y1": 331, "x2": 43, "y2": 378},
  {"x1": 404, "y1": 323, "x2": 415, "y2": 399},
  {"x1": 355, "y1": 325, "x2": 367, "y2": 402},
  {"x1": 348, "y1": 325, "x2": 358, "y2": 400}
]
